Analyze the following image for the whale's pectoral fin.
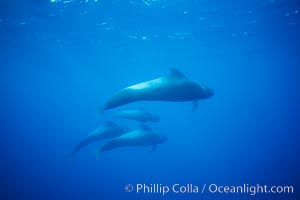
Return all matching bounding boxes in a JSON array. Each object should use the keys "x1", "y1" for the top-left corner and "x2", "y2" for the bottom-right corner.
[
  {"x1": 89, "y1": 147, "x2": 101, "y2": 160},
  {"x1": 96, "y1": 151, "x2": 101, "y2": 160},
  {"x1": 96, "y1": 106, "x2": 104, "y2": 118},
  {"x1": 169, "y1": 68, "x2": 186, "y2": 78},
  {"x1": 192, "y1": 101, "x2": 199, "y2": 111},
  {"x1": 150, "y1": 145, "x2": 157, "y2": 153}
]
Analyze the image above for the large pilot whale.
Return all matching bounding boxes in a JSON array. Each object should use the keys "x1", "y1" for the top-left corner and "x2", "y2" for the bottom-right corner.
[
  {"x1": 98, "y1": 68, "x2": 214, "y2": 116},
  {"x1": 99, "y1": 125, "x2": 167, "y2": 153},
  {"x1": 70, "y1": 121, "x2": 129, "y2": 156},
  {"x1": 114, "y1": 107, "x2": 160, "y2": 123}
]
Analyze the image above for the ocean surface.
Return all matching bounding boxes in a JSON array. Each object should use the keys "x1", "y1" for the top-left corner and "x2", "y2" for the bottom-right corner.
[{"x1": 1, "y1": 0, "x2": 299, "y2": 199}]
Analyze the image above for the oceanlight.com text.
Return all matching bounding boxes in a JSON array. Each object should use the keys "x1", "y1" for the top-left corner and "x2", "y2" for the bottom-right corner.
[{"x1": 124, "y1": 183, "x2": 294, "y2": 196}]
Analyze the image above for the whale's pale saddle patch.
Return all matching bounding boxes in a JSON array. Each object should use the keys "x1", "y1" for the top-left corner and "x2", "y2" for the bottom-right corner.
[{"x1": 128, "y1": 78, "x2": 164, "y2": 90}]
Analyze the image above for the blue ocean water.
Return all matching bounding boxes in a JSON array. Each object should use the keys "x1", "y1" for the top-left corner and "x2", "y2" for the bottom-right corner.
[{"x1": 1, "y1": 0, "x2": 299, "y2": 199}]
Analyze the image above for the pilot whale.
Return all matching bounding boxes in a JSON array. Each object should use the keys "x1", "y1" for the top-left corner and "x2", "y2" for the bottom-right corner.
[
  {"x1": 70, "y1": 121, "x2": 129, "y2": 156},
  {"x1": 99, "y1": 125, "x2": 167, "y2": 153},
  {"x1": 98, "y1": 68, "x2": 214, "y2": 115},
  {"x1": 114, "y1": 107, "x2": 160, "y2": 123}
]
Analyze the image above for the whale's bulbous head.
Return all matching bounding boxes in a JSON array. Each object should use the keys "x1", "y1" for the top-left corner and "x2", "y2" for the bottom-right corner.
[
  {"x1": 190, "y1": 81, "x2": 214, "y2": 100},
  {"x1": 205, "y1": 87, "x2": 215, "y2": 98}
]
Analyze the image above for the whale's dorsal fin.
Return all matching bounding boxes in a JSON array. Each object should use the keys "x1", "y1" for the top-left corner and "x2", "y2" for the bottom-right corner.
[{"x1": 169, "y1": 68, "x2": 186, "y2": 78}]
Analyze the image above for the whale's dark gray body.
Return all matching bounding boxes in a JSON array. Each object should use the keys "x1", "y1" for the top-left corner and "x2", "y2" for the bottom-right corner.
[
  {"x1": 100, "y1": 125, "x2": 167, "y2": 152},
  {"x1": 71, "y1": 121, "x2": 128, "y2": 156},
  {"x1": 114, "y1": 108, "x2": 160, "y2": 123},
  {"x1": 99, "y1": 68, "x2": 214, "y2": 114}
]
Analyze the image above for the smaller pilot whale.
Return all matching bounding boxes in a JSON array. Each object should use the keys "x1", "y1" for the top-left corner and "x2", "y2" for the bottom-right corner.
[
  {"x1": 98, "y1": 68, "x2": 214, "y2": 116},
  {"x1": 70, "y1": 121, "x2": 129, "y2": 156},
  {"x1": 114, "y1": 107, "x2": 160, "y2": 123},
  {"x1": 99, "y1": 125, "x2": 167, "y2": 153}
]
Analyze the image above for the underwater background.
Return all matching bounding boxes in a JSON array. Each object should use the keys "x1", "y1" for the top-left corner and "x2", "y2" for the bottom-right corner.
[{"x1": 1, "y1": 0, "x2": 299, "y2": 199}]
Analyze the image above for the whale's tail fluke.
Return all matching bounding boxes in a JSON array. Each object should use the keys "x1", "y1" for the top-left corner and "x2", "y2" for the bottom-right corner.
[{"x1": 96, "y1": 106, "x2": 104, "y2": 118}]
